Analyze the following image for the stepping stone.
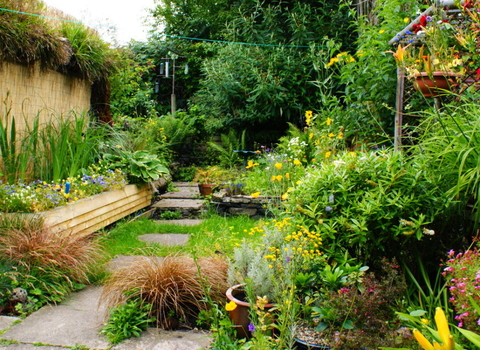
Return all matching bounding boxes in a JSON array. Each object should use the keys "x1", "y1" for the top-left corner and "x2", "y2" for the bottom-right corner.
[
  {"x1": 152, "y1": 199, "x2": 205, "y2": 210},
  {"x1": 0, "y1": 315, "x2": 20, "y2": 332},
  {"x1": 138, "y1": 233, "x2": 190, "y2": 246},
  {"x1": 159, "y1": 187, "x2": 199, "y2": 199},
  {"x1": 108, "y1": 255, "x2": 165, "y2": 272},
  {"x1": 155, "y1": 219, "x2": 203, "y2": 226},
  {"x1": 111, "y1": 328, "x2": 212, "y2": 350},
  {"x1": 1, "y1": 286, "x2": 109, "y2": 349}
]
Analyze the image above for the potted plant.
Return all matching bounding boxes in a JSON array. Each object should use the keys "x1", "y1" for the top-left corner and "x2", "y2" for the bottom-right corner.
[
  {"x1": 193, "y1": 166, "x2": 234, "y2": 197},
  {"x1": 391, "y1": 7, "x2": 466, "y2": 97}
]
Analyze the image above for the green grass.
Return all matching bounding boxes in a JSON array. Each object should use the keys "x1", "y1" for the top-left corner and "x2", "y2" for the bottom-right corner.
[{"x1": 99, "y1": 214, "x2": 265, "y2": 259}]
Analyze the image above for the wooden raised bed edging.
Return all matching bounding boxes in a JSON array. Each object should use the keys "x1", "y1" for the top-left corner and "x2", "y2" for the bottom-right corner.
[{"x1": 3, "y1": 183, "x2": 154, "y2": 238}]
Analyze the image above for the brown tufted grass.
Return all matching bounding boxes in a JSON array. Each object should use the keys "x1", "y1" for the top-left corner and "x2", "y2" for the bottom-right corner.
[
  {"x1": 0, "y1": 225, "x2": 102, "y2": 283},
  {"x1": 101, "y1": 255, "x2": 228, "y2": 329}
]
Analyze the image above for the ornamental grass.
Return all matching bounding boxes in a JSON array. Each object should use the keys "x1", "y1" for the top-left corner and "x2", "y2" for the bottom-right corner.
[
  {"x1": 0, "y1": 221, "x2": 102, "y2": 284},
  {"x1": 101, "y1": 255, "x2": 228, "y2": 329}
]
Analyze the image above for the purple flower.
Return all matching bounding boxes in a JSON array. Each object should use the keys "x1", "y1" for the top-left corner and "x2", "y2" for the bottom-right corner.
[
  {"x1": 248, "y1": 322, "x2": 255, "y2": 332},
  {"x1": 325, "y1": 206, "x2": 333, "y2": 212},
  {"x1": 285, "y1": 256, "x2": 291, "y2": 263}
]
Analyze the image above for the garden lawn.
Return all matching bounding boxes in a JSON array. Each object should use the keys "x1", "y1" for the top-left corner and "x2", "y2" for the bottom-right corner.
[{"x1": 99, "y1": 214, "x2": 263, "y2": 258}]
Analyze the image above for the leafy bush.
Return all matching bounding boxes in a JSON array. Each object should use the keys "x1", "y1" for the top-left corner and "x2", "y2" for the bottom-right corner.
[
  {"x1": 101, "y1": 298, "x2": 155, "y2": 344},
  {"x1": 282, "y1": 150, "x2": 449, "y2": 265},
  {"x1": 101, "y1": 150, "x2": 169, "y2": 184}
]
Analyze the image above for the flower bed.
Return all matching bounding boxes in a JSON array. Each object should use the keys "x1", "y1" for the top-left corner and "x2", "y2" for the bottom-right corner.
[{"x1": 3, "y1": 184, "x2": 153, "y2": 238}]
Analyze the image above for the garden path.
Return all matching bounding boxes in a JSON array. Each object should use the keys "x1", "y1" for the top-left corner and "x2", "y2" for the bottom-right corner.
[{"x1": 0, "y1": 183, "x2": 213, "y2": 349}]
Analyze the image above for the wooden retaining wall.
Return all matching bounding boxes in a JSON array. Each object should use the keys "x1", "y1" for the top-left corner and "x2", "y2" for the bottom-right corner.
[{"x1": 40, "y1": 184, "x2": 153, "y2": 238}]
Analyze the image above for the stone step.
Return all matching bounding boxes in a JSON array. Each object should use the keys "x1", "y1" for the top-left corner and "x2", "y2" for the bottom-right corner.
[
  {"x1": 152, "y1": 198, "x2": 205, "y2": 210},
  {"x1": 138, "y1": 233, "x2": 190, "y2": 246},
  {"x1": 159, "y1": 188, "x2": 199, "y2": 199}
]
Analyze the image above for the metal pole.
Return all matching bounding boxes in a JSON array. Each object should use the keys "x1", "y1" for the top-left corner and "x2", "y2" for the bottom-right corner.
[
  {"x1": 394, "y1": 67, "x2": 405, "y2": 151},
  {"x1": 171, "y1": 56, "x2": 176, "y2": 116}
]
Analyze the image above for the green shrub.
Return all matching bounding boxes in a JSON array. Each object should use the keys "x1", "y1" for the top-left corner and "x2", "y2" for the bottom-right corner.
[
  {"x1": 101, "y1": 298, "x2": 155, "y2": 344},
  {"x1": 282, "y1": 150, "x2": 449, "y2": 265}
]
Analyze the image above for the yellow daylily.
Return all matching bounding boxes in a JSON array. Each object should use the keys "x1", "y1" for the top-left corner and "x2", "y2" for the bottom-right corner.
[
  {"x1": 435, "y1": 308, "x2": 454, "y2": 350},
  {"x1": 413, "y1": 308, "x2": 454, "y2": 350}
]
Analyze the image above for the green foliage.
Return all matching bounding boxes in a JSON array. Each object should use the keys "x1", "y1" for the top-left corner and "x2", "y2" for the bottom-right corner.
[
  {"x1": 159, "y1": 210, "x2": 182, "y2": 220},
  {"x1": 101, "y1": 298, "x2": 155, "y2": 345},
  {"x1": 101, "y1": 150, "x2": 169, "y2": 184},
  {"x1": 334, "y1": 0, "x2": 420, "y2": 145},
  {"x1": 110, "y1": 49, "x2": 157, "y2": 118},
  {"x1": 415, "y1": 97, "x2": 480, "y2": 229},
  {"x1": 0, "y1": 108, "x2": 108, "y2": 183},
  {"x1": 59, "y1": 23, "x2": 116, "y2": 82},
  {"x1": 207, "y1": 129, "x2": 246, "y2": 168},
  {"x1": 282, "y1": 150, "x2": 449, "y2": 265}
]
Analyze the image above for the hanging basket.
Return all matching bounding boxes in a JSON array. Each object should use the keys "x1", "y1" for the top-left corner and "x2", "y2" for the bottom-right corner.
[{"x1": 413, "y1": 72, "x2": 461, "y2": 98}]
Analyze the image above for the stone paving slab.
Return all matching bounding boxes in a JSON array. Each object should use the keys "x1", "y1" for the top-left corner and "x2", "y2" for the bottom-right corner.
[
  {"x1": 111, "y1": 328, "x2": 212, "y2": 350},
  {"x1": 159, "y1": 186, "x2": 199, "y2": 199},
  {"x1": 152, "y1": 198, "x2": 205, "y2": 210},
  {"x1": 108, "y1": 255, "x2": 165, "y2": 272},
  {"x1": 0, "y1": 345, "x2": 66, "y2": 350},
  {"x1": 1, "y1": 286, "x2": 109, "y2": 350},
  {"x1": 138, "y1": 233, "x2": 190, "y2": 246},
  {"x1": 155, "y1": 219, "x2": 203, "y2": 226}
]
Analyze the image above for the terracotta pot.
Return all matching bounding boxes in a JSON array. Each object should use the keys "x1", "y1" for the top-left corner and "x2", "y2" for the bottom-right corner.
[
  {"x1": 198, "y1": 183, "x2": 215, "y2": 197},
  {"x1": 225, "y1": 283, "x2": 275, "y2": 339},
  {"x1": 413, "y1": 72, "x2": 461, "y2": 98}
]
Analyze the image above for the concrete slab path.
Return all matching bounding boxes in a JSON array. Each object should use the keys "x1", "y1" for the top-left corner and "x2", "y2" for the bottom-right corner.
[{"x1": 139, "y1": 233, "x2": 190, "y2": 246}]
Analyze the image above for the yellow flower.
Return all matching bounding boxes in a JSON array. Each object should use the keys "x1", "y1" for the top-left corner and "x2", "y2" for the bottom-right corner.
[
  {"x1": 435, "y1": 308, "x2": 454, "y2": 350},
  {"x1": 226, "y1": 301, "x2": 237, "y2": 311},
  {"x1": 404, "y1": 17, "x2": 410, "y2": 23},
  {"x1": 413, "y1": 329, "x2": 434, "y2": 350},
  {"x1": 293, "y1": 159, "x2": 302, "y2": 166},
  {"x1": 305, "y1": 110, "x2": 313, "y2": 118},
  {"x1": 337, "y1": 132, "x2": 344, "y2": 139},
  {"x1": 328, "y1": 133, "x2": 335, "y2": 138},
  {"x1": 413, "y1": 308, "x2": 454, "y2": 350},
  {"x1": 274, "y1": 163, "x2": 283, "y2": 170},
  {"x1": 379, "y1": 29, "x2": 385, "y2": 34},
  {"x1": 281, "y1": 193, "x2": 289, "y2": 201},
  {"x1": 421, "y1": 318, "x2": 429, "y2": 325},
  {"x1": 246, "y1": 160, "x2": 258, "y2": 169},
  {"x1": 285, "y1": 173, "x2": 290, "y2": 179},
  {"x1": 251, "y1": 192, "x2": 260, "y2": 198},
  {"x1": 275, "y1": 175, "x2": 283, "y2": 181},
  {"x1": 325, "y1": 151, "x2": 332, "y2": 158},
  {"x1": 326, "y1": 117, "x2": 333, "y2": 126},
  {"x1": 309, "y1": 132, "x2": 314, "y2": 139},
  {"x1": 327, "y1": 57, "x2": 339, "y2": 67}
]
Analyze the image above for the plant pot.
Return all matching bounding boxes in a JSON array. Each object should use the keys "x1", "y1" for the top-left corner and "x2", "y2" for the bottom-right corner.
[
  {"x1": 225, "y1": 283, "x2": 275, "y2": 339},
  {"x1": 198, "y1": 183, "x2": 216, "y2": 197},
  {"x1": 413, "y1": 72, "x2": 461, "y2": 98}
]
